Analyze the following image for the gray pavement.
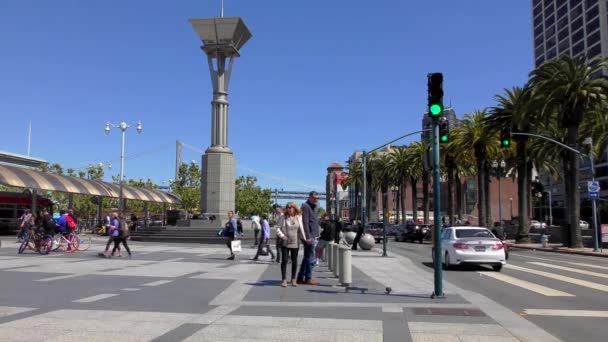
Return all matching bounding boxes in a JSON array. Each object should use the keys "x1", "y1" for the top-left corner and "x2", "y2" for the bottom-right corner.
[{"x1": 0, "y1": 236, "x2": 561, "y2": 341}]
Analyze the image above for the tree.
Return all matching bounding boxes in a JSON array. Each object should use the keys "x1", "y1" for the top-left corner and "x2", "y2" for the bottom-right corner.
[
  {"x1": 529, "y1": 55, "x2": 608, "y2": 248},
  {"x1": 405, "y1": 142, "x2": 426, "y2": 223},
  {"x1": 389, "y1": 146, "x2": 409, "y2": 224},
  {"x1": 235, "y1": 176, "x2": 272, "y2": 217},
  {"x1": 170, "y1": 162, "x2": 201, "y2": 217},
  {"x1": 451, "y1": 110, "x2": 499, "y2": 227},
  {"x1": 342, "y1": 159, "x2": 362, "y2": 222}
]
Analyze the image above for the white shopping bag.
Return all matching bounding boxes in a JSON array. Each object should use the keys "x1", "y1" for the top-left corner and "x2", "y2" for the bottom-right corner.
[{"x1": 231, "y1": 239, "x2": 242, "y2": 252}]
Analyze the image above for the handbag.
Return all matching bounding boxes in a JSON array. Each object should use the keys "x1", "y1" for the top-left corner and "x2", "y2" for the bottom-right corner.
[
  {"x1": 259, "y1": 243, "x2": 269, "y2": 256},
  {"x1": 231, "y1": 239, "x2": 242, "y2": 252}
]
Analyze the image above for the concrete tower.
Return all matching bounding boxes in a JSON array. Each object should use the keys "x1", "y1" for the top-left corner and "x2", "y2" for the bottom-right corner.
[{"x1": 189, "y1": 14, "x2": 252, "y2": 223}]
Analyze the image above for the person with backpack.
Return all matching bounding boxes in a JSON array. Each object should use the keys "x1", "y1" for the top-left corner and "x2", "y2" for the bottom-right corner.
[
  {"x1": 222, "y1": 211, "x2": 238, "y2": 260},
  {"x1": 109, "y1": 212, "x2": 132, "y2": 258},
  {"x1": 252, "y1": 215, "x2": 275, "y2": 261},
  {"x1": 67, "y1": 208, "x2": 78, "y2": 231}
]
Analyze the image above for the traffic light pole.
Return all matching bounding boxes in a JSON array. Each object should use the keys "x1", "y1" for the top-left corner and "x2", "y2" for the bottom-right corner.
[{"x1": 431, "y1": 118, "x2": 444, "y2": 298}]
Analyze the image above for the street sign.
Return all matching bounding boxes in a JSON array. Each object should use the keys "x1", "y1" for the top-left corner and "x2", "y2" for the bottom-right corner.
[{"x1": 588, "y1": 181, "x2": 600, "y2": 199}]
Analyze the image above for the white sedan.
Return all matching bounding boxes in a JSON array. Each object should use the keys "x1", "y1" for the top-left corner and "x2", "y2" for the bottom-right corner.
[
  {"x1": 531, "y1": 220, "x2": 547, "y2": 229},
  {"x1": 580, "y1": 220, "x2": 590, "y2": 229},
  {"x1": 433, "y1": 226, "x2": 506, "y2": 272}
]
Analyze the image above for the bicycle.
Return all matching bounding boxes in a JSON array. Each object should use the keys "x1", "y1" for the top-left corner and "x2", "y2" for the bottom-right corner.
[
  {"x1": 18, "y1": 231, "x2": 53, "y2": 255},
  {"x1": 53, "y1": 232, "x2": 79, "y2": 253}
]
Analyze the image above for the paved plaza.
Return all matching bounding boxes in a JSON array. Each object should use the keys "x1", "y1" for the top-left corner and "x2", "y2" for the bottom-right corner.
[{"x1": 0, "y1": 238, "x2": 558, "y2": 341}]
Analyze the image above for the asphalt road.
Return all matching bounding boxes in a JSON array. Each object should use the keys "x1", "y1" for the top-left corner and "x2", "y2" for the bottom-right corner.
[{"x1": 387, "y1": 239, "x2": 608, "y2": 342}]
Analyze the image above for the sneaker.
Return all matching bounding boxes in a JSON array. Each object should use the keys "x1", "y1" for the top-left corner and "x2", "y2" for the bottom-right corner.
[
  {"x1": 304, "y1": 279, "x2": 320, "y2": 286},
  {"x1": 227, "y1": 255, "x2": 235, "y2": 260},
  {"x1": 291, "y1": 279, "x2": 298, "y2": 287},
  {"x1": 281, "y1": 280, "x2": 287, "y2": 287},
  {"x1": 296, "y1": 279, "x2": 304, "y2": 285}
]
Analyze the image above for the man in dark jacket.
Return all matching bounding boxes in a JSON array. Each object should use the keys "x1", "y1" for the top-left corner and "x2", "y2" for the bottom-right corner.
[
  {"x1": 297, "y1": 191, "x2": 320, "y2": 285},
  {"x1": 316, "y1": 215, "x2": 335, "y2": 261}
]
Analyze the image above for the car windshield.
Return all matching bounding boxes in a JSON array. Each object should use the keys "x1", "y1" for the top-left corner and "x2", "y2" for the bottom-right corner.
[{"x1": 455, "y1": 229, "x2": 493, "y2": 238}]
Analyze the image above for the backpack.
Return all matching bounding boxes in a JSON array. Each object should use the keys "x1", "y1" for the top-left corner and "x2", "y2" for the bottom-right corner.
[
  {"x1": 66, "y1": 215, "x2": 76, "y2": 230},
  {"x1": 119, "y1": 218, "x2": 129, "y2": 237}
]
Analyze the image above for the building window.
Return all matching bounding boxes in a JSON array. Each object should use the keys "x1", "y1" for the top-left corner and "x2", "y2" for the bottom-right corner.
[
  {"x1": 572, "y1": 40, "x2": 585, "y2": 55},
  {"x1": 569, "y1": 0, "x2": 580, "y2": 7},
  {"x1": 535, "y1": 24, "x2": 544, "y2": 37},
  {"x1": 534, "y1": 15, "x2": 544, "y2": 28},
  {"x1": 586, "y1": 4, "x2": 599, "y2": 21},
  {"x1": 588, "y1": 43, "x2": 602, "y2": 58},
  {"x1": 545, "y1": 2, "x2": 555, "y2": 16},
  {"x1": 585, "y1": 0, "x2": 597, "y2": 8},
  {"x1": 536, "y1": 44, "x2": 545, "y2": 57},
  {"x1": 587, "y1": 30, "x2": 601, "y2": 47},
  {"x1": 546, "y1": 14, "x2": 556, "y2": 26},
  {"x1": 533, "y1": 0, "x2": 541, "y2": 6},
  {"x1": 556, "y1": 0, "x2": 567, "y2": 7},
  {"x1": 557, "y1": 5, "x2": 568, "y2": 18},
  {"x1": 558, "y1": 26, "x2": 569, "y2": 41},
  {"x1": 547, "y1": 47, "x2": 557, "y2": 59},
  {"x1": 586, "y1": 17, "x2": 600, "y2": 33},
  {"x1": 571, "y1": 4, "x2": 583, "y2": 18},
  {"x1": 571, "y1": 15, "x2": 583, "y2": 32},
  {"x1": 571, "y1": 28, "x2": 584, "y2": 44},
  {"x1": 536, "y1": 56, "x2": 545, "y2": 67},
  {"x1": 534, "y1": 4, "x2": 543, "y2": 17},
  {"x1": 558, "y1": 15, "x2": 569, "y2": 30},
  {"x1": 558, "y1": 38, "x2": 570, "y2": 53},
  {"x1": 546, "y1": 24, "x2": 556, "y2": 36},
  {"x1": 535, "y1": 33, "x2": 545, "y2": 47}
]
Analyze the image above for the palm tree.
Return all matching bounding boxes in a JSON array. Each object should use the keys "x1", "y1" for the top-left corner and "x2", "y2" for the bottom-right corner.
[
  {"x1": 406, "y1": 142, "x2": 426, "y2": 223},
  {"x1": 373, "y1": 154, "x2": 392, "y2": 225},
  {"x1": 529, "y1": 55, "x2": 608, "y2": 248},
  {"x1": 389, "y1": 146, "x2": 410, "y2": 224},
  {"x1": 488, "y1": 85, "x2": 538, "y2": 242},
  {"x1": 451, "y1": 110, "x2": 499, "y2": 227}
]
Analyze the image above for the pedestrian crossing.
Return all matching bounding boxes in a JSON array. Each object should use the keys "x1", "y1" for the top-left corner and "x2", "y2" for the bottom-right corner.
[{"x1": 477, "y1": 255, "x2": 608, "y2": 298}]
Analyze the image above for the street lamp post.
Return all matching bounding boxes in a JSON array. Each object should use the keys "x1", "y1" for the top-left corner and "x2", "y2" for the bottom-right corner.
[
  {"x1": 105, "y1": 121, "x2": 143, "y2": 215},
  {"x1": 492, "y1": 160, "x2": 506, "y2": 229},
  {"x1": 390, "y1": 185, "x2": 398, "y2": 224}
]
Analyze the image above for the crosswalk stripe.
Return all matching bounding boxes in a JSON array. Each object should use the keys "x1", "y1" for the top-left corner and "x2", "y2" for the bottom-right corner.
[
  {"x1": 506, "y1": 264, "x2": 608, "y2": 292},
  {"x1": 514, "y1": 253, "x2": 608, "y2": 271},
  {"x1": 524, "y1": 309, "x2": 608, "y2": 318},
  {"x1": 478, "y1": 272, "x2": 574, "y2": 297},
  {"x1": 73, "y1": 293, "x2": 119, "y2": 303},
  {"x1": 528, "y1": 262, "x2": 608, "y2": 279}
]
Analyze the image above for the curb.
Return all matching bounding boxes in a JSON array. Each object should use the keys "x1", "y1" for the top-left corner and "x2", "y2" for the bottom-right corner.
[{"x1": 507, "y1": 243, "x2": 608, "y2": 258}]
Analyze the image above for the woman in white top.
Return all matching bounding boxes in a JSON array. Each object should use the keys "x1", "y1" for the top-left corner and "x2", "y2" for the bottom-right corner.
[{"x1": 276, "y1": 202, "x2": 306, "y2": 287}]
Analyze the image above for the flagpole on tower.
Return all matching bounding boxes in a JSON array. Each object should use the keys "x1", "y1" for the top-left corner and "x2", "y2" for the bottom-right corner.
[{"x1": 220, "y1": 0, "x2": 224, "y2": 17}]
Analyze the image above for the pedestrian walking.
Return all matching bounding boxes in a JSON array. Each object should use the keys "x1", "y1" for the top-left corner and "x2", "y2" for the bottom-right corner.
[
  {"x1": 251, "y1": 215, "x2": 261, "y2": 247},
  {"x1": 297, "y1": 191, "x2": 320, "y2": 285},
  {"x1": 253, "y1": 215, "x2": 275, "y2": 261},
  {"x1": 316, "y1": 214, "x2": 335, "y2": 262},
  {"x1": 276, "y1": 202, "x2": 306, "y2": 287},
  {"x1": 274, "y1": 206, "x2": 285, "y2": 264},
  {"x1": 110, "y1": 212, "x2": 132, "y2": 258},
  {"x1": 222, "y1": 211, "x2": 238, "y2": 260}
]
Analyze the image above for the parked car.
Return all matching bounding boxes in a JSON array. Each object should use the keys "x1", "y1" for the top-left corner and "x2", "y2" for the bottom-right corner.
[
  {"x1": 432, "y1": 226, "x2": 506, "y2": 272},
  {"x1": 530, "y1": 220, "x2": 547, "y2": 229},
  {"x1": 395, "y1": 222, "x2": 430, "y2": 243},
  {"x1": 580, "y1": 220, "x2": 590, "y2": 229}
]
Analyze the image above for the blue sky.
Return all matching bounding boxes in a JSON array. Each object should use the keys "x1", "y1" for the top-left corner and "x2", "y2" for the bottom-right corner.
[{"x1": 0, "y1": 0, "x2": 533, "y2": 193}]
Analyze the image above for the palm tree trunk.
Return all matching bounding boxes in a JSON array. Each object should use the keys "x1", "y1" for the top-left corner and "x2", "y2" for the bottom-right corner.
[
  {"x1": 455, "y1": 172, "x2": 463, "y2": 220},
  {"x1": 567, "y1": 126, "x2": 582, "y2": 248},
  {"x1": 401, "y1": 180, "x2": 407, "y2": 224},
  {"x1": 516, "y1": 139, "x2": 530, "y2": 243},
  {"x1": 411, "y1": 177, "x2": 418, "y2": 222},
  {"x1": 561, "y1": 156, "x2": 570, "y2": 246},
  {"x1": 447, "y1": 158, "x2": 454, "y2": 225},
  {"x1": 485, "y1": 167, "x2": 492, "y2": 227},
  {"x1": 475, "y1": 144, "x2": 486, "y2": 227},
  {"x1": 423, "y1": 172, "x2": 430, "y2": 223}
]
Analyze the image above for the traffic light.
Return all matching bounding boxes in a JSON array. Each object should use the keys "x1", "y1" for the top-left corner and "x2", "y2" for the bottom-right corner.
[
  {"x1": 439, "y1": 119, "x2": 449, "y2": 143},
  {"x1": 427, "y1": 73, "x2": 444, "y2": 117},
  {"x1": 500, "y1": 127, "x2": 511, "y2": 148}
]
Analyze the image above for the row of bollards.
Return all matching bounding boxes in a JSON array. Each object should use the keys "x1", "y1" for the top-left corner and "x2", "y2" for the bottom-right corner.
[{"x1": 327, "y1": 242, "x2": 351, "y2": 287}]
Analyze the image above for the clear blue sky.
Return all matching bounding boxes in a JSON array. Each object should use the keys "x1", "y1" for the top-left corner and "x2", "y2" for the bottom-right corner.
[{"x1": 0, "y1": 0, "x2": 533, "y2": 192}]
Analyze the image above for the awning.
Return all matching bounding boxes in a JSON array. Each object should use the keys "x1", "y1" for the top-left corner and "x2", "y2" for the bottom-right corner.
[{"x1": 0, "y1": 164, "x2": 180, "y2": 204}]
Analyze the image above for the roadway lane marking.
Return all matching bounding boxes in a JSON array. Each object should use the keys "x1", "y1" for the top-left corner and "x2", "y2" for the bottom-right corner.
[
  {"x1": 506, "y1": 264, "x2": 608, "y2": 292},
  {"x1": 478, "y1": 272, "x2": 574, "y2": 297},
  {"x1": 121, "y1": 288, "x2": 141, "y2": 291},
  {"x1": 142, "y1": 280, "x2": 173, "y2": 287},
  {"x1": 524, "y1": 309, "x2": 608, "y2": 318},
  {"x1": 164, "y1": 258, "x2": 185, "y2": 262},
  {"x1": 528, "y1": 262, "x2": 608, "y2": 279},
  {"x1": 35, "y1": 274, "x2": 83, "y2": 282},
  {"x1": 73, "y1": 294, "x2": 119, "y2": 303},
  {"x1": 512, "y1": 253, "x2": 608, "y2": 270}
]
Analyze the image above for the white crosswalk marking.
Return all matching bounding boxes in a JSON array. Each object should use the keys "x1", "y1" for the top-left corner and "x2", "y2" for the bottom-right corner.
[
  {"x1": 506, "y1": 264, "x2": 608, "y2": 292},
  {"x1": 568, "y1": 262, "x2": 608, "y2": 271},
  {"x1": 513, "y1": 253, "x2": 608, "y2": 271},
  {"x1": 528, "y1": 262, "x2": 608, "y2": 279},
  {"x1": 524, "y1": 309, "x2": 608, "y2": 318},
  {"x1": 73, "y1": 294, "x2": 119, "y2": 303},
  {"x1": 478, "y1": 272, "x2": 574, "y2": 297}
]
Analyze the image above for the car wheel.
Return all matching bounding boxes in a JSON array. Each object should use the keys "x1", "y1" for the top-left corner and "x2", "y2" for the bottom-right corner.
[
  {"x1": 492, "y1": 264, "x2": 503, "y2": 272},
  {"x1": 443, "y1": 252, "x2": 450, "y2": 270}
]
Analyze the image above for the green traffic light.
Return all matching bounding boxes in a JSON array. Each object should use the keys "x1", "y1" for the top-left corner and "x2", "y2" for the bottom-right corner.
[
  {"x1": 430, "y1": 103, "x2": 442, "y2": 116},
  {"x1": 502, "y1": 140, "x2": 510, "y2": 146},
  {"x1": 441, "y1": 135, "x2": 448, "y2": 142}
]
